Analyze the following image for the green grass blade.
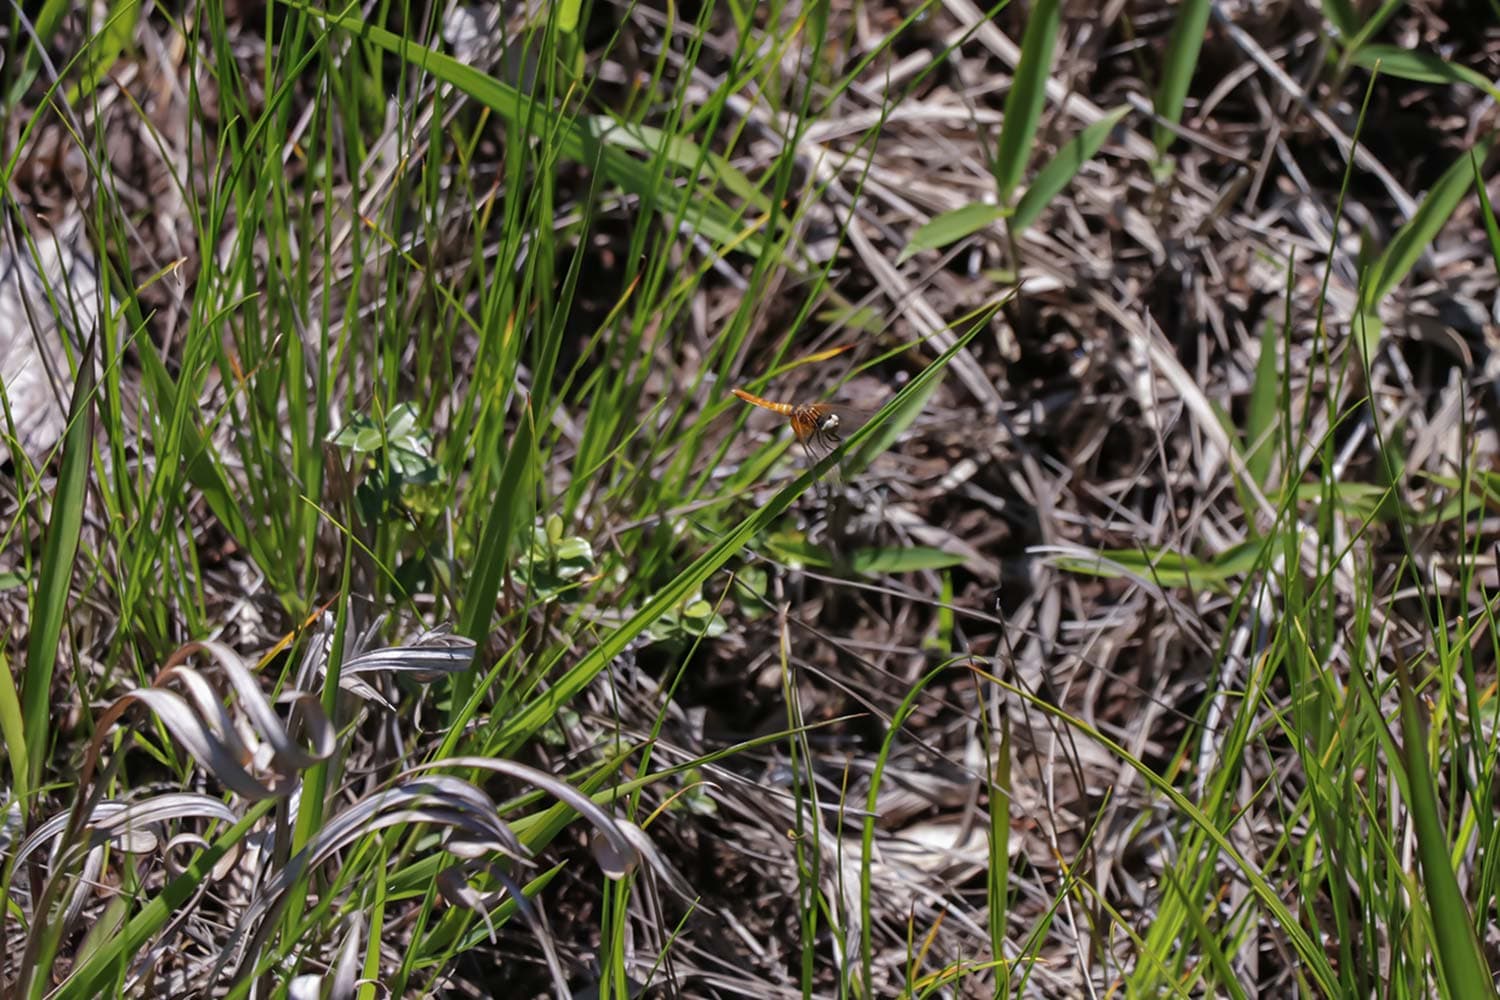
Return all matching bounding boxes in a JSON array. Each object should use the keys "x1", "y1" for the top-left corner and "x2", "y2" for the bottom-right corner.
[
  {"x1": 1473, "y1": 148, "x2": 1500, "y2": 276},
  {"x1": 1347, "y1": 0, "x2": 1422, "y2": 55},
  {"x1": 133, "y1": 334, "x2": 265, "y2": 589},
  {"x1": 21, "y1": 333, "x2": 96, "y2": 797},
  {"x1": 0, "y1": 646, "x2": 28, "y2": 814},
  {"x1": 898, "y1": 203, "x2": 1005, "y2": 263},
  {"x1": 1394, "y1": 654, "x2": 1497, "y2": 997},
  {"x1": 1347, "y1": 46, "x2": 1500, "y2": 102},
  {"x1": 55, "y1": 801, "x2": 276, "y2": 1000},
  {"x1": 66, "y1": 0, "x2": 140, "y2": 103},
  {"x1": 1152, "y1": 0, "x2": 1212, "y2": 156},
  {"x1": 1013, "y1": 105, "x2": 1129, "y2": 233},
  {"x1": 1243, "y1": 318, "x2": 1281, "y2": 493},
  {"x1": 993, "y1": 0, "x2": 1059, "y2": 203},
  {"x1": 1363, "y1": 137, "x2": 1495, "y2": 310},
  {"x1": 847, "y1": 547, "x2": 969, "y2": 574},
  {"x1": 452, "y1": 400, "x2": 537, "y2": 718}
]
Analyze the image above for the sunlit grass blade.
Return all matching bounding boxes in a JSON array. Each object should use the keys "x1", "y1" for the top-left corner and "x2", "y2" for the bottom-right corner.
[
  {"x1": 1362, "y1": 137, "x2": 1496, "y2": 310},
  {"x1": 1013, "y1": 105, "x2": 1129, "y2": 232},
  {"x1": 899, "y1": 203, "x2": 1005, "y2": 264},
  {"x1": 1394, "y1": 653, "x2": 1497, "y2": 997},
  {"x1": 1152, "y1": 0, "x2": 1211, "y2": 156},
  {"x1": 992, "y1": 0, "x2": 1059, "y2": 204},
  {"x1": 21, "y1": 332, "x2": 95, "y2": 798},
  {"x1": 1243, "y1": 318, "x2": 1282, "y2": 495},
  {"x1": 452, "y1": 401, "x2": 537, "y2": 718},
  {"x1": 0, "y1": 647, "x2": 25, "y2": 811},
  {"x1": 1347, "y1": 46, "x2": 1500, "y2": 102},
  {"x1": 1472, "y1": 148, "x2": 1500, "y2": 276}
]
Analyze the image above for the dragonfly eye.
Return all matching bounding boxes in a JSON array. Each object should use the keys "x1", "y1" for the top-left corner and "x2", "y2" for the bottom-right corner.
[{"x1": 819, "y1": 413, "x2": 840, "y2": 434}]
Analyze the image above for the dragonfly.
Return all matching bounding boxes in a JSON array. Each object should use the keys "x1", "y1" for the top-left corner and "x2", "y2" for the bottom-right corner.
[{"x1": 731, "y1": 388, "x2": 873, "y2": 465}]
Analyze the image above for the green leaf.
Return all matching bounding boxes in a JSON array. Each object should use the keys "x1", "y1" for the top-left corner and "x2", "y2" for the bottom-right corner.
[
  {"x1": 1048, "y1": 538, "x2": 1274, "y2": 591},
  {"x1": 993, "y1": 0, "x2": 1060, "y2": 202},
  {"x1": 849, "y1": 546, "x2": 969, "y2": 574},
  {"x1": 899, "y1": 203, "x2": 1005, "y2": 263},
  {"x1": 0, "y1": 646, "x2": 29, "y2": 819},
  {"x1": 843, "y1": 362, "x2": 948, "y2": 479},
  {"x1": 21, "y1": 333, "x2": 95, "y2": 795},
  {"x1": 451, "y1": 401, "x2": 537, "y2": 717},
  {"x1": 763, "y1": 532, "x2": 834, "y2": 570},
  {"x1": 1013, "y1": 105, "x2": 1130, "y2": 233},
  {"x1": 1243, "y1": 318, "x2": 1281, "y2": 491},
  {"x1": 1472, "y1": 148, "x2": 1500, "y2": 280},
  {"x1": 1363, "y1": 138, "x2": 1495, "y2": 310},
  {"x1": 4, "y1": 0, "x2": 70, "y2": 102},
  {"x1": 1394, "y1": 654, "x2": 1499, "y2": 999},
  {"x1": 1153, "y1": 0, "x2": 1212, "y2": 155},
  {"x1": 1348, "y1": 46, "x2": 1500, "y2": 102}
]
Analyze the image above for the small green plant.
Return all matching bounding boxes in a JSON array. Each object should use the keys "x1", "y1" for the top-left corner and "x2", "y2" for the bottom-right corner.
[
  {"x1": 516, "y1": 514, "x2": 596, "y2": 603},
  {"x1": 327, "y1": 402, "x2": 442, "y2": 525}
]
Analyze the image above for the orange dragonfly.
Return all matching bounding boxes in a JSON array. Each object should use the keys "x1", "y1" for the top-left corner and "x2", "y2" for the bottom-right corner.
[{"x1": 731, "y1": 388, "x2": 872, "y2": 464}]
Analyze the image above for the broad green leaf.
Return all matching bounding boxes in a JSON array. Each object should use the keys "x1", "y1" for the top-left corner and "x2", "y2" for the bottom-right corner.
[
  {"x1": 763, "y1": 539, "x2": 969, "y2": 576},
  {"x1": 899, "y1": 203, "x2": 1005, "y2": 263},
  {"x1": 993, "y1": 0, "x2": 1060, "y2": 202},
  {"x1": 1153, "y1": 0, "x2": 1212, "y2": 156},
  {"x1": 1348, "y1": 46, "x2": 1500, "y2": 102},
  {"x1": 764, "y1": 532, "x2": 833, "y2": 570},
  {"x1": 1013, "y1": 105, "x2": 1130, "y2": 233}
]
